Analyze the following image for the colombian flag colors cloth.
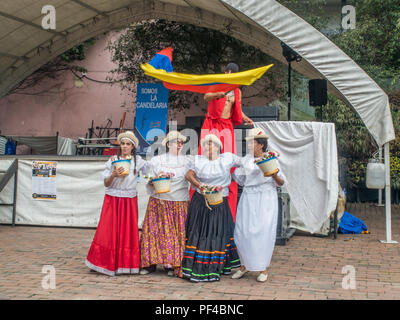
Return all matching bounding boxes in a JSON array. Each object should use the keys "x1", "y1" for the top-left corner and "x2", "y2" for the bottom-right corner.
[{"x1": 140, "y1": 47, "x2": 273, "y2": 94}]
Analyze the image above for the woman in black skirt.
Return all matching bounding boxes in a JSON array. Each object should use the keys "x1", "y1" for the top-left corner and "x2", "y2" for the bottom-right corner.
[{"x1": 183, "y1": 134, "x2": 243, "y2": 282}]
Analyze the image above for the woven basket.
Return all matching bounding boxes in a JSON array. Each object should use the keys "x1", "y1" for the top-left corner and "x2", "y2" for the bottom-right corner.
[
  {"x1": 152, "y1": 177, "x2": 171, "y2": 194},
  {"x1": 111, "y1": 159, "x2": 131, "y2": 176},
  {"x1": 204, "y1": 190, "x2": 223, "y2": 206},
  {"x1": 256, "y1": 157, "x2": 279, "y2": 177}
]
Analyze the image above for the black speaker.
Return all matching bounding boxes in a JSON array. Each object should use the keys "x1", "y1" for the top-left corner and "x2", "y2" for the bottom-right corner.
[{"x1": 309, "y1": 79, "x2": 327, "y2": 106}]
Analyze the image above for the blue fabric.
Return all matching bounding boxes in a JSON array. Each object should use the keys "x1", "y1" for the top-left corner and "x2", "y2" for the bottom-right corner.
[
  {"x1": 338, "y1": 211, "x2": 368, "y2": 234},
  {"x1": 5, "y1": 140, "x2": 16, "y2": 155},
  {"x1": 149, "y1": 53, "x2": 173, "y2": 72}
]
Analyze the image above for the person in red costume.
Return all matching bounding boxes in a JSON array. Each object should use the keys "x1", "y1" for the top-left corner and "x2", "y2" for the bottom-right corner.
[{"x1": 196, "y1": 63, "x2": 254, "y2": 221}]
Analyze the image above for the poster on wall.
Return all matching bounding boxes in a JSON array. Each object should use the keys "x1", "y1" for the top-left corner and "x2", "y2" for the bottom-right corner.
[
  {"x1": 32, "y1": 161, "x2": 57, "y2": 200},
  {"x1": 134, "y1": 83, "x2": 169, "y2": 155}
]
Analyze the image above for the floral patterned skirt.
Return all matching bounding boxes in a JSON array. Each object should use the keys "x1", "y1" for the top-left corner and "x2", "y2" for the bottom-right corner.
[{"x1": 140, "y1": 197, "x2": 188, "y2": 274}]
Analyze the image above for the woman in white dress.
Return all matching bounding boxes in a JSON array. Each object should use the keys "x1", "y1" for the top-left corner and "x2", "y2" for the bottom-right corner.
[
  {"x1": 182, "y1": 134, "x2": 243, "y2": 282},
  {"x1": 140, "y1": 131, "x2": 190, "y2": 277},
  {"x1": 231, "y1": 128, "x2": 286, "y2": 282}
]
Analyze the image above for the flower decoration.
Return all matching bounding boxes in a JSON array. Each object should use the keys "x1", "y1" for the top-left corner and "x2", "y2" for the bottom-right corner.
[
  {"x1": 144, "y1": 172, "x2": 175, "y2": 180},
  {"x1": 199, "y1": 184, "x2": 223, "y2": 194},
  {"x1": 254, "y1": 150, "x2": 280, "y2": 163}
]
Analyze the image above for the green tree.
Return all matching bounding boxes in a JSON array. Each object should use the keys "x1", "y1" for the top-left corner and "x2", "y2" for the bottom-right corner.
[
  {"x1": 330, "y1": 0, "x2": 400, "y2": 91},
  {"x1": 303, "y1": 0, "x2": 400, "y2": 191}
]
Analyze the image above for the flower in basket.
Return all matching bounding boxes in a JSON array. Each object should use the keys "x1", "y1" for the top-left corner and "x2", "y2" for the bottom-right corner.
[
  {"x1": 254, "y1": 150, "x2": 280, "y2": 163},
  {"x1": 199, "y1": 184, "x2": 223, "y2": 194},
  {"x1": 144, "y1": 172, "x2": 175, "y2": 180}
]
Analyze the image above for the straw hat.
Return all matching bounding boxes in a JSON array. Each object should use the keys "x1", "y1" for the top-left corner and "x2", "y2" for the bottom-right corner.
[
  {"x1": 117, "y1": 131, "x2": 139, "y2": 148},
  {"x1": 245, "y1": 127, "x2": 269, "y2": 140},
  {"x1": 200, "y1": 134, "x2": 223, "y2": 150},
  {"x1": 162, "y1": 130, "x2": 187, "y2": 146}
]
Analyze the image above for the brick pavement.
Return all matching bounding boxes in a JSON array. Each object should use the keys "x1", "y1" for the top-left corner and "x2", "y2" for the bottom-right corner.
[{"x1": 0, "y1": 203, "x2": 399, "y2": 300}]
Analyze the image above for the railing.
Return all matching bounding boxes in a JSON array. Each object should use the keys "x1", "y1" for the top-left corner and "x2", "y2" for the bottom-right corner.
[{"x1": 0, "y1": 159, "x2": 18, "y2": 226}]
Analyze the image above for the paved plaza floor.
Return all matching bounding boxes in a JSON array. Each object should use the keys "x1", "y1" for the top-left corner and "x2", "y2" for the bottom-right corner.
[{"x1": 0, "y1": 203, "x2": 399, "y2": 300}]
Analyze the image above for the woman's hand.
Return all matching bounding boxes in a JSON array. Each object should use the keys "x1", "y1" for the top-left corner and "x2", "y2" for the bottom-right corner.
[
  {"x1": 272, "y1": 172, "x2": 284, "y2": 186},
  {"x1": 185, "y1": 170, "x2": 202, "y2": 190},
  {"x1": 243, "y1": 115, "x2": 254, "y2": 126},
  {"x1": 204, "y1": 92, "x2": 225, "y2": 102},
  {"x1": 112, "y1": 166, "x2": 125, "y2": 178},
  {"x1": 104, "y1": 166, "x2": 124, "y2": 187}
]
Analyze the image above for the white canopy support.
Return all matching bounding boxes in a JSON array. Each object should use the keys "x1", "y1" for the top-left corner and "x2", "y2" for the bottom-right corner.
[{"x1": 381, "y1": 143, "x2": 398, "y2": 243}]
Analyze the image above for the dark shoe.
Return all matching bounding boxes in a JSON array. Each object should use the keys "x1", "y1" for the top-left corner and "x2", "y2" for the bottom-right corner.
[
  {"x1": 163, "y1": 267, "x2": 174, "y2": 276},
  {"x1": 140, "y1": 265, "x2": 156, "y2": 275}
]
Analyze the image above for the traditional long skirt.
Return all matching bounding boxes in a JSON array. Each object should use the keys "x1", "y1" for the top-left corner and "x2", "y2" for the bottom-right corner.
[
  {"x1": 85, "y1": 195, "x2": 140, "y2": 276},
  {"x1": 234, "y1": 186, "x2": 278, "y2": 271},
  {"x1": 182, "y1": 192, "x2": 241, "y2": 282},
  {"x1": 140, "y1": 197, "x2": 188, "y2": 274}
]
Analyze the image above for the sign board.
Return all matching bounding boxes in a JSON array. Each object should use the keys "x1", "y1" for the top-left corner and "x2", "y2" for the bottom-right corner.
[
  {"x1": 134, "y1": 83, "x2": 169, "y2": 155},
  {"x1": 32, "y1": 161, "x2": 57, "y2": 200}
]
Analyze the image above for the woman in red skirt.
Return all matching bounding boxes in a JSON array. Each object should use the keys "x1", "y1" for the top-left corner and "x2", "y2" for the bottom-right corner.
[{"x1": 85, "y1": 131, "x2": 150, "y2": 276}]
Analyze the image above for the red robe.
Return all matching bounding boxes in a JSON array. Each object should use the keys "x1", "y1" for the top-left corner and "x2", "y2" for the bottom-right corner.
[{"x1": 194, "y1": 88, "x2": 242, "y2": 221}]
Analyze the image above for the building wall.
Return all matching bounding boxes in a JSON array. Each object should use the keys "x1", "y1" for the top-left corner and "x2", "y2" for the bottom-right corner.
[{"x1": 0, "y1": 31, "x2": 280, "y2": 144}]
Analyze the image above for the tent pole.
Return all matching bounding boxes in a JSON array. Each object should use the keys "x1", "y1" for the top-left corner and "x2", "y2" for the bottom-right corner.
[
  {"x1": 377, "y1": 146, "x2": 384, "y2": 206},
  {"x1": 380, "y1": 142, "x2": 397, "y2": 243}
]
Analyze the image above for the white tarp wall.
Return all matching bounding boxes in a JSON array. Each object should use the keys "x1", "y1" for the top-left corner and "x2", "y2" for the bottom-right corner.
[
  {"x1": 0, "y1": 158, "x2": 149, "y2": 228},
  {"x1": 255, "y1": 121, "x2": 339, "y2": 234}
]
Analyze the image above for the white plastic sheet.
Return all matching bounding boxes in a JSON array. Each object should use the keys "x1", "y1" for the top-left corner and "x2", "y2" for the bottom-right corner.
[
  {"x1": 0, "y1": 159, "x2": 149, "y2": 228},
  {"x1": 254, "y1": 121, "x2": 339, "y2": 234}
]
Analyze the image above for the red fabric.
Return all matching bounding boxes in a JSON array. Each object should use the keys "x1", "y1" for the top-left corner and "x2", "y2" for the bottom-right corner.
[
  {"x1": 206, "y1": 88, "x2": 242, "y2": 126},
  {"x1": 163, "y1": 82, "x2": 240, "y2": 94},
  {"x1": 86, "y1": 195, "x2": 140, "y2": 274},
  {"x1": 189, "y1": 88, "x2": 242, "y2": 221},
  {"x1": 157, "y1": 47, "x2": 173, "y2": 61}
]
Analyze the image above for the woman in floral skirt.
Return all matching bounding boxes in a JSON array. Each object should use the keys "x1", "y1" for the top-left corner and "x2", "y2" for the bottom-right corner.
[{"x1": 140, "y1": 131, "x2": 190, "y2": 277}]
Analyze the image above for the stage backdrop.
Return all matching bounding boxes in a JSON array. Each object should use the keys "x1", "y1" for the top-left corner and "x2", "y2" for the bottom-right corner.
[
  {"x1": 0, "y1": 158, "x2": 149, "y2": 228},
  {"x1": 254, "y1": 121, "x2": 339, "y2": 234},
  {"x1": 134, "y1": 83, "x2": 169, "y2": 155}
]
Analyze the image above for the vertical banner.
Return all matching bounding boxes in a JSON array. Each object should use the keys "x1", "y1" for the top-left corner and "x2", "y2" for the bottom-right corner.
[
  {"x1": 32, "y1": 161, "x2": 57, "y2": 200},
  {"x1": 135, "y1": 83, "x2": 169, "y2": 155}
]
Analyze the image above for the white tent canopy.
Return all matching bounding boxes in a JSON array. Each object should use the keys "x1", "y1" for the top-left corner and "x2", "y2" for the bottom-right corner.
[
  {"x1": 0, "y1": 0, "x2": 394, "y2": 145},
  {"x1": 0, "y1": 0, "x2": 395, "y2": 241}
]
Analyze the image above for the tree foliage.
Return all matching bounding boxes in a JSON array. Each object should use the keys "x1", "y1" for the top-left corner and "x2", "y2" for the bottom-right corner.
[{"x1": 330, "y1": 0, "x2": 400, "y2": 91}]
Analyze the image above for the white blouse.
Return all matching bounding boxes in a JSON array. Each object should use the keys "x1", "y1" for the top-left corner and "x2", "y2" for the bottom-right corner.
[
  {"x1": 147, "y1": 153, "x2": 190, "y2": 201},
  {"x1": 186, "y1": 153, "x2": 243, "y2": 197},
  {"x1": 232, "y1": 154, "x2": 286, "y2": 193},
  {"x1": 102, "y1": 155, "x2": 151, "y2": 198}
]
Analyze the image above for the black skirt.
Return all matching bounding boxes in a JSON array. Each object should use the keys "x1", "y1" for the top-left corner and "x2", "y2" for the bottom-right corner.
[{"x1": 182, "y1": 191, "x2": 241, "y2": 282}]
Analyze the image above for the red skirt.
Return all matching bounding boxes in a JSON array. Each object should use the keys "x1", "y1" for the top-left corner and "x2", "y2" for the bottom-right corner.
[{"x1": 85, "y1": 194, "x2": 140, "y2": 276}]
